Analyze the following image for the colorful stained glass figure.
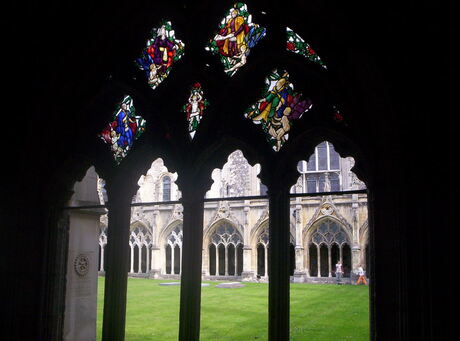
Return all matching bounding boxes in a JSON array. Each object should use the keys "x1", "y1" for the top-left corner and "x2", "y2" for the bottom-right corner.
[
  {"x1": 135, "y1": 21, "x2": 185, "y2": 89},
  {"x1": 286, "y1": 27, "x2": 326, "y2": 69},
  {"x1": 245, "y1": 69, "x2": 313, "y2": 151},
  {"x1": 99, "y1": 95, "x2": 146, "y2": 163},
  {"x1": 205, "y1": 2, "x2": 266, "y2": 76},
  {"x1": 333, "y1": 106, "x2": 344, "y2": 122},
  {"x1": 182, "y1": 82, "x2": 209, "y2": 139}
]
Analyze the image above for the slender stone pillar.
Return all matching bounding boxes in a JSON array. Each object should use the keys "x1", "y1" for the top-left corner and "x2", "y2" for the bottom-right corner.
[
  {"x1": 102, "y1": 193, "x2": 132, "y2": 341},
  {"x1": 100, "y1": 245, "x2": 105, "y2": 272},
  {"x1": 171, "y1": 245, "x2": 175, "y2": 275},
  {"x1": 264, "y1": 246, "x2": 268, "y2": 277},
  {"x1": 146, "y1": 247, "x2": 150, "y2": 273},
  {"x1": 215, "y1": 247, "x2": 219, "y2": 276},
  {"x1": 137, "y1": 246, "x2": 142, "y2": 273},
  {"x1": 178, "y1": 188, "x2": 205, "y2": 341},
  {"x1": 317, "y1": 244, "x2": 321, "y2": 277},
  {"x1": 234, "y1": 246, "x2": 238, "y2": 275},
  {"x1": 328, "y1": 246, "x2": 332, "y2": 277},
  {"x1": 268, "y1": 187, "x2": 290, "y2": 341},
  {"x1": 130, "y1": 246, "x2": 134, "y2": 273},
  {"x1": 225, "y1": 245, "x2": 229, "y2": 276}
]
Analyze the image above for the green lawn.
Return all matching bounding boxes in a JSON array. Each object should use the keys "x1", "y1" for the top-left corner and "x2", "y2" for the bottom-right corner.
[{"x1": 97, "y1": 277, "x2": 369, "y2": 341}]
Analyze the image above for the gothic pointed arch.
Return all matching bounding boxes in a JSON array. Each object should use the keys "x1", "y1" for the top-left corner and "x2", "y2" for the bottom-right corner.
[
  {"x1": 159, "y1": 219, "x2": 184, "y2": 248},
  {"x1": 304, "y1": 216, "x2": 352, "y2": 249},
  {"x1": 204, "y1": 217, "x2": 243, "y2": 246},
  {"x1": 304, "y1": 197, "x2": 354, "y2": 239}
]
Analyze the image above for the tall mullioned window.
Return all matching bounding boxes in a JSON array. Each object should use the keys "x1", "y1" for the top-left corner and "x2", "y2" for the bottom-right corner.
[
  {"x1": 163, "y1": 176, "x2": 171, "y2": 201},
  {"x1": 297, "y1": 141, "x2": 341, "y2": 193}
]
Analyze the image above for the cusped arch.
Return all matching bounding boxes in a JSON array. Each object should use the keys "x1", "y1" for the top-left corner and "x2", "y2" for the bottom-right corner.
[
  {"x1": 159, "y1": 219, "x2": 183, "y2": 247},
  {"x1": 251, "y1": 218, "x2": 295, "y2": 248},
  {"x1": 304, "y1": 216, "x2": 352, "y2": 248},
  {"x1": 204, "y1": 219, "x2": 243, "y2": 248},
  {"x1": 359, "y1": 219, "x2": 369, "y2": 246},
  {"x1": 129, "y1": 221, "x2": 152, "y2": 247},
  {"x1": 204, "y1": 218, "x2": 243, "y2": 246},
  {"x1": 250, "y1": 219, "x2": 269, "y2": 248}
]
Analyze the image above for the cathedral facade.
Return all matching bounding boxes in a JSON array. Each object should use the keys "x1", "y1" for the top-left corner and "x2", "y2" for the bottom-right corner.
[{"x1": 97, "y1": 143, "x2": 368, "y2": 283}]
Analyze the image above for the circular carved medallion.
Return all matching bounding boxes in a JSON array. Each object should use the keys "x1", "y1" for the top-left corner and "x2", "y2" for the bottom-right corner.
[{"x1": 74, "y1": 254, "x2": 90, "y2": 277}]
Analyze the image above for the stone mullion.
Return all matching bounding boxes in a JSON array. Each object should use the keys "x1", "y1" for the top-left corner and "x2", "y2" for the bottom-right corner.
[
  {"x1": 268, "y1": 187, "x2": 290, "y2": 341},
  {"x1": 171, "y1": 245, "x2": 175, "y2": 275},
  {"x1": 146, "y1": 246, "x2": 150, "y2": 272},
  {"x1": 264, "y1": 245, "x2": 268, "y2": 277},
  {"x1": 225, "y1": 245, "x2": 229, "y2": 276},
  {"x1": 215, "y1": 245, "x2": 219, "y2": 276},
  {"x1": 100, "y1": 244, "x2": 105, "y2": 271},
  {"x1": 137, "y1": 244, "x2": 142, "y2": 273},
  {"x1": 234, "y1": 245, "x2": 238, "y2": 275},
  {"x1": 130, "y1": 245, "x2": 134, "y2": 273},
  {"x1": 102, "y1": 193, "x2": 132, "y2": 341},
  {"x1": 317, "y1": 244, "x2": 321, "y2": 277},
  {"x1": 328, "y1": 246, "x2": 332, "y2": 277}
]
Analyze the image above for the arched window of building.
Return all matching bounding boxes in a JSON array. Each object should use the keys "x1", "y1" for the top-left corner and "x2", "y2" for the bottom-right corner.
[
  {"x1": 165, "y1": 225, "x2": 183, "y2": 275},
  {"x1": 260, "y1": 182, "x2": 268, "y2": 196},
  {"x1": 162, "y1": 176, "x2": 171, "y2": 201},
  {"x1": 257, "y1": 229, "x2": 269, "y2": 277},
  {"x1": 296, "y1": 141, "x2": 355, "y2": 193},
  {"x1": 308, "y1": 219, "x2": 351, "y2": 278},
  {"x1": 98, "y1": 226, "x2": 107, "y2": 272},
  {"x1": 208, "y1": 223, "x2": 243, "y2": 276},
  {"x1": 128, "y1": 226, "x2": 152, "y2": 274},
  {"x1": 256, "y1": 227, "x2": 295, "y2": 278}
]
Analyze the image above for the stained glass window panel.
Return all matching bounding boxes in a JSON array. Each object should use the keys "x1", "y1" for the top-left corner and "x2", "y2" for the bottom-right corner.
[
  {"x1": 245, "y1": 69, "x2": 313, "y2": 151},
  {"x1": 286, "y1": 27, "x2": 326, "y2": 69},
  {"x1": 182, "y1": 83, "x2": 209, "y2": 139},
  {"x1": 205, "y1": 2, "x2": 266, "y2": 76},
  {"x1": 135, "y1": 21, "x2": 185, "y2": 90},
  {"x1": 99, "y1": 95, "x2": 146, "y2": 164}
]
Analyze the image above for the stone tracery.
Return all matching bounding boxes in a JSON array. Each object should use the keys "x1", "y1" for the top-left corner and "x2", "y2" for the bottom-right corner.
[{"x1": 97, "y1": 146, "x2": 368, "y2": 282}]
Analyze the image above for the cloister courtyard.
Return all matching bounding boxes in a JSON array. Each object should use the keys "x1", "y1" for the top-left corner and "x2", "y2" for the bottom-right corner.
[{"x1": 97, "y1": 277, "x2": 369, "y2": 341}]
